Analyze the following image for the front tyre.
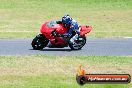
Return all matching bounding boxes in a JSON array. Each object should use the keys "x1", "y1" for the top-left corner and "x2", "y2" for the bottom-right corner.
[
  {"x1": 31, "y1": 34, "x2": 49, "y2": 50},
  {"x1": 69, "y1": 36, "x2": 86, "y2": 50}
]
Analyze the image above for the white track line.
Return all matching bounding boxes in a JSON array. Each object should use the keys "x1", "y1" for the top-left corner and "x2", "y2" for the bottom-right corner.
[{"x1": 123, "y1": 37, "x2": 132, "y2": 39}]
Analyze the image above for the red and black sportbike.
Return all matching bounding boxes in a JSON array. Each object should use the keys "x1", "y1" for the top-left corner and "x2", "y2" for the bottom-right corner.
[{"x1": 31, "y1": 21, "x2": 92, "y2": 50}]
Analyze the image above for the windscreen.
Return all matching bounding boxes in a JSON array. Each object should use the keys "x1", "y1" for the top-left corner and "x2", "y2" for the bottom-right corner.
[{"x1": 47, "y1": 21, "x2": 57, "y2": 28}]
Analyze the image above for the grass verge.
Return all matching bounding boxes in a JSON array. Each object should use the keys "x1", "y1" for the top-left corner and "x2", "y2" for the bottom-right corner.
[
  {"x1": 0, "y1": 55, "x2": 131, "y2": 88},
  {"x1": 0, "y1": 0, "x2": 132, "y2": 38}
]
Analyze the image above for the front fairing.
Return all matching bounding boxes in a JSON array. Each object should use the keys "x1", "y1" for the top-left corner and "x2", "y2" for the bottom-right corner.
[{"x1": 40, "y1": 21, "x2": 67, "y2": 38}]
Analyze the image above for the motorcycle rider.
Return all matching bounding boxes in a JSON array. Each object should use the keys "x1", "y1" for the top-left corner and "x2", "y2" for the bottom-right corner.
[{"x1": 57, "y1": 14, "x2": 80, "y2": 44}]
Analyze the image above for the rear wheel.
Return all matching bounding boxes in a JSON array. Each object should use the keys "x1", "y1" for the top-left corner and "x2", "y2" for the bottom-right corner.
[
  {"x1": 31, "y1": 34, "x2": 49, "y2": 50},
  {"x1": 69, "y1": 36, "x2": 86, "y2": 50}
]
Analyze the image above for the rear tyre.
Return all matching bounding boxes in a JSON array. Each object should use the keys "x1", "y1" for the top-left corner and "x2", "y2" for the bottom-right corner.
[
  {"x1": 69, "y1": 36, "x2": 86, "y2": 50},
  {"x1": 31, "y1": 34, "x2": 49, "y2": 50}
]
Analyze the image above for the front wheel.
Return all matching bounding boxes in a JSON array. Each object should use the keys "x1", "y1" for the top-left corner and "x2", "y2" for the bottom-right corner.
[
  {"x1": 69, "y1": 36, "x2": 86, "y2": 50},
  {"x1": 31, "y1": 34, "x2": 49, "y2": 50}
]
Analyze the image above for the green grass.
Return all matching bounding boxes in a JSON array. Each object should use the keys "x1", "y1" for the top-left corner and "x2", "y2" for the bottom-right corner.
[
  {"x1": 0, "y1": 0, "x2": 132, "y2": 38},
  {"x1": 0, "y1": 55, "x2": 132, "y2": 88}
]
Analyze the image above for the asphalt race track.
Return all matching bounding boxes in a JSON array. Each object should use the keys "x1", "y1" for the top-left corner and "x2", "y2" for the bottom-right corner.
[{"x1": 0, "y1": 38, "x2": 132, "y2": 56}]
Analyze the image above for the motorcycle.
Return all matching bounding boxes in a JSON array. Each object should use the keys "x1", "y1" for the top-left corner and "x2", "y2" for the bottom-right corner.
[{"x1": 31, "y1": 21, "x2": 92, "y2": 50}]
